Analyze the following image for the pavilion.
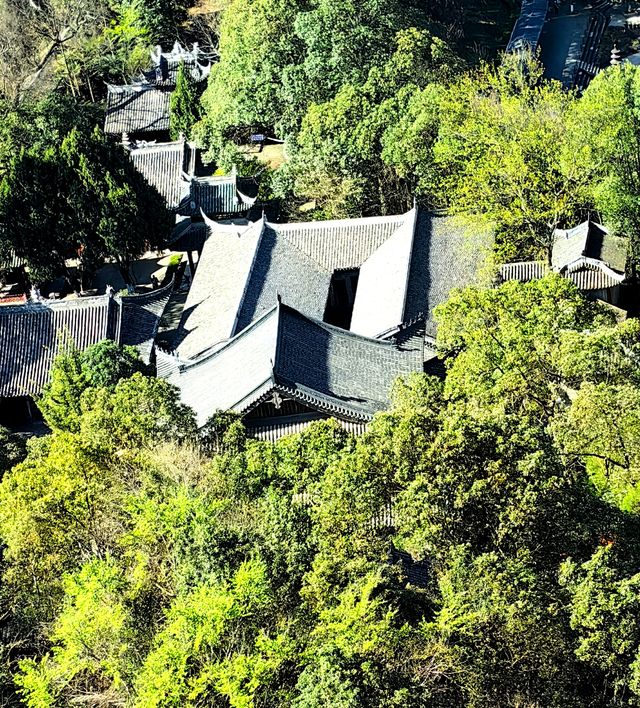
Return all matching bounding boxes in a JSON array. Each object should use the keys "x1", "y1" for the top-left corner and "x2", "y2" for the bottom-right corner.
[{"x1": 497, "y1": 220, "x2": 628, "y2": 305}]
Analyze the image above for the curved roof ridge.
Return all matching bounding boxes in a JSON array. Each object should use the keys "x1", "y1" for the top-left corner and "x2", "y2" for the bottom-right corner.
[
  {"x1": 562, "y1": 256, "x2": 626, "y2": 281},
  {"x1": 277, "y1": 301, "x2": 416, "y2": 349}
]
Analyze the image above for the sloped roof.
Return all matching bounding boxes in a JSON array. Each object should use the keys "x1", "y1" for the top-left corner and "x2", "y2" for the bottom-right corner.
[
  {"x1": 0, "y1": 296, "x2": 119, "y2": 398},
  {"x1": 234, "y1": 225, "x2": 331, "y2": 334},
  {"x1": 507, "y1": 0, "x2": 549, "y2": 53},
  {"x1": 402, "y1": 211, "x2": 491, "y2": 338},
  {"x1": 174, "y1": 209, "x2": 488, "y2": 357},
  {"x1": 274, "y1": 214, "x2": 406, "y2": 271},
  {"x1": 176, "y1": 173, "x2": 258, "y2": 218},
  {"x1": 177, "y1": 220, "x2": 265, "y2": 358},
  {"x1": 158, "y1": 302, "x2": 424, "y2": 426},
  {"x1": 563, "y1": 259, "x2": 625, "y2": 291},
  {"x1": 119, "y1": 282, "x2": 174, "y2": 363},
  {"x1": 498, "y1": 261, "x2": 549, "y2": 283},
  {"x1": 0, "y1": 289, "x2": 171, "y2": 398},
  {"x1": 127, "y1": 140, "x2": 195, "y2": 209},
  {"x1": 104, "y1": 85, "x2": 170, "y2": 135},
  {"x1": 142, "y1": 42, "x2": 211, "y2": 87},
  {"x1": 552, "y1": 221, "x2": 627, "y2": 273},
  {"x1": 350, "y1": 209, "x2": 417, "y2": 338}
]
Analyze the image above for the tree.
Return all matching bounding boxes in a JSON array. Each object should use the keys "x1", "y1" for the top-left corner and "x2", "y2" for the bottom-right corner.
[
  {"x1": 432, "y1": 54, "x2": 588, "y2": 261},
  {"x1": 39, "y1": 339, "x2": 146, "y2": 433},
  {"x1": 568, "y1": 63, "x2": 640, "y2": 269},
  {"x1": 0, "y1": 99, "x2": 171, "y2": 286},
  {"x1": 435, "y1": 275, "x2": 605, "y2": 416},
  {"x1": 0, "y1": 426, "x2": 27, "y2": 476},
  {"x1": 288, "y1": 28, "x2": 460, "y2": 217},
  {"x1": 170, "y1": 61, "x2": 201, "y2": 140},
  {"x1": 80, "y1": 339, "x2": 146, "y2": 389}
]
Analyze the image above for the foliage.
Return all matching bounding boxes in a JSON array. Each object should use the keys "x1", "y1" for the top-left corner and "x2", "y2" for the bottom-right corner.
[
  {"x1": 5, "y1": 277, "x2": 640, "y2": 705},
  {"x1": 170, "y1": 61, "x2": 201, "y2": 140},
  {"x1": 39, "y1": 339, "x2": 146, "y2": 433},
  {"x1": 0, "y1": 98, "x2": 171, "y2": 286},
  {"x1": 0, "y1": 426, "x2": 27, "y2": 476}
]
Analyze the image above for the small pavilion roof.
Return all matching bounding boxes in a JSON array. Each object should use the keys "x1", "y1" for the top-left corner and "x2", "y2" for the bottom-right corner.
[
  {"x1": 158, "y1": 302, "x2": 424, "y2": 427},
  {"x1": 104, "y1": 85, "x2": 170, "y2": 135},
  {"x1": 142, "y1": 42, "x2": 211, "y2": 87},
  {"x1": 552, "y1": 221, "x2": 627, "y2": 274},
  {"x1": 176, "y1": 171, "x2": 258, "y2": 218}
]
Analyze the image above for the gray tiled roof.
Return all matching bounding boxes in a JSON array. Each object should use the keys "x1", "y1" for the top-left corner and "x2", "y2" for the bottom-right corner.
[
  {"x1": 142, "y1": 42, "x2": 211, "y2": 87},
  {"x1": 119, "y1": 281, "x2": 173, "y2": 363},
  {"x1": 563, "y1": 260, "x2": 625, "y2": 291},
  {"x1": 176, "y1": 173, "x2": 257, "y2": 218},
  {"x1": 0, "y1": 288, "x2": 170, "y2": 398},
  {"x1": 350, "y1": 209, "x2": 417, "y2": 337},
  {"x1": 506, "y1": 0, "x2": 549, "y2": 53},
  {"x1": 233, "y1": 225, "x2": 332, "y2": 334},
  {"x1": 104, "y1": 85, "x2": 170, "y2": 135},
  {"x1": 274, "y1": 215, "x2": 406, "y2": 270},
  {"x1": 403, "y1": 211, "x2": 492, "y2": 338},
  {"x1": 0, "y1": 296, "x2": 119, "y2": 398},
  {"x1": 175, "y1": 209, "x2": 489, "y2": 357},
  {"x1": 176, "y1": 220, "x2": 264, "y2": 358},
  {"x1": 498, "y1": 261, "x2": 549, "y2": 283},
  {"x1": 552, "y1": 221, "x2": 627, "y2": 273},
  {"x1": 127, "y1": 140, "x2": 194, "y2": 209},
  {"x1": 159, "y1": 302, "x2": 424, "y2": 427}
]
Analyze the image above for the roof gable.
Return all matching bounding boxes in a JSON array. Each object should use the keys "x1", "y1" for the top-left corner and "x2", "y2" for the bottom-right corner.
[
  {"x1": 160, "y1": 303, "x2": 424, "y2": 427},
  {"x1": 273, "y1": 214, "x2": 406, "y2": 271},
  {"x1": 350, "y1": 208, "x2": 417, "y2": 338},
  {"x1": 552, "y1": 221, "x2": 628, "y2": 274}
]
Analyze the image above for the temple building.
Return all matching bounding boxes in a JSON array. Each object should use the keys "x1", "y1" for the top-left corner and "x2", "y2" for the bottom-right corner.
[
  {"x1": 104, "y1": 43, "x2": 211, "y2": 141},
  {"x1": 498, "y1": 220, "x2": 628, "y2": 305},
  {"x1": 125, "y1": 138, "x2": 257, "y2": 218},
  {"x1": 0, "y1": 285, "x2": 172, "y2": 425},
  {"x1": 159, "y1": 207, "x2": 490, "y2": 437}
]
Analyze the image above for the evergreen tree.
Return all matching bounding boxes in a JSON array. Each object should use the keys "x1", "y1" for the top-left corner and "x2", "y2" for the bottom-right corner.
[{"x1": 170, "y1": 62, "x2": 200, "y2": 141}]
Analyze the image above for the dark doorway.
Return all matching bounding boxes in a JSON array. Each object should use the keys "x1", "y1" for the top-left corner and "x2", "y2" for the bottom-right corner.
[{"x1": 323, "y1": 269, "x2": 359, "y2": 330}]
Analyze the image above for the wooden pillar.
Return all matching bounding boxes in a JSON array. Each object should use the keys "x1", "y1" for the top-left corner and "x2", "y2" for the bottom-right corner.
[{"x1": 187, "y1": 250, "x2": 196, "y2": 277}]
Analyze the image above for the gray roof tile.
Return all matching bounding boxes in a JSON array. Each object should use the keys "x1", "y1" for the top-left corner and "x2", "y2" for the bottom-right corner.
[
  {"x1": 0, "y1": 287, "x2": 170, "y2": 398},
  {"x1": 127, "y1": 140, "x2": 193, "y2": 209},
  {"x1": 552, "y1": 221, "x2": 627, "y2": 273},
  {"x1": 175, "y1": 209, "x2": 490, "y2": 357},
  {"x1": 104, "y1": 85, "x2": 170, "y2": 135},
  {"x1": 160, "y1": 303, "x2": 424, "y2": 426},
  {"x1": 498, "y1": 261, "x2": 549, "y2": 282},
  {"x1": 176, "y1": 173, "x2": 257, "y2": 218},
  {"x1": 403, "y1": 212, "x2": 492, "y2": 337}
]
